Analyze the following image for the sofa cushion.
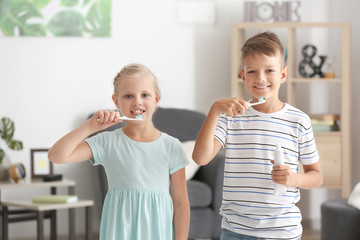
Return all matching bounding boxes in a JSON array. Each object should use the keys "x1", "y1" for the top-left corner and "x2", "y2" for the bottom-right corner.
[
  {"x1": 348, "y1": 182, "x2": 360, "y2": 210},
  {"x1": 153, "y1": 107, "x2": 206, "y2": 142},
  {"x1": 321, "y1": 198, "x2": 360, "y2": 240},
  {"x1": 187, "y1": 180, "x2": 212, "y2": 208},
  {"x1": 181, "y1": 140, "x2": 200, "y2": 180}
]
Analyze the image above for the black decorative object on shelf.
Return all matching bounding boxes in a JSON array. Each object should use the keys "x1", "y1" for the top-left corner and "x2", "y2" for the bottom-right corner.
[
  {"x1": 299, "y1": 44, "x2": 326, "y2": 78},
  {"x1": 42, "y1": 174, "x2": 63, "y2": 182}
]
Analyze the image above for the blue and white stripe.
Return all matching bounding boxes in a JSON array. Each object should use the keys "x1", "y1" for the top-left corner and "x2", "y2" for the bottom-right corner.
[{"x1": 214, "y1": 103, "x2": 319, "y2": 239}]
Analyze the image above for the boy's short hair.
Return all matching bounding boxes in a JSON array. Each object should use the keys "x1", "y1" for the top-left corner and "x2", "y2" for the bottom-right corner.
[{"x1": 240, "y1": 31, "x2": 285, "y2": 70}]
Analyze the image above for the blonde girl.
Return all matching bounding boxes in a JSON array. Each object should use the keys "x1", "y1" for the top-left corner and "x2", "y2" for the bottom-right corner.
[{"x1": 49, "y1": 63, "x2": 190, "y2": 240}]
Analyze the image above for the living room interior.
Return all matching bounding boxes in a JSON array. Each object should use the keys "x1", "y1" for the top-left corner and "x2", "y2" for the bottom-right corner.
[{"x1": 1, "y1": 0, "x2": 359, "y2": 239}]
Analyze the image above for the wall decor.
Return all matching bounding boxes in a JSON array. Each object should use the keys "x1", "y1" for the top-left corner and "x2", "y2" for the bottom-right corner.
[
  {"x1": 0, "y1": 0, "x2": 111, "y2": 37},
  {"x1": 8, "y1": 163, "x2": 26, "y2": 182},
  {"x1": 31, "y1": 149, "x2": 53, "y2": 178},
  {"x1": 244, "y1": 1, "x2": 301, "y2": 22},
  {"x1": 299, "y1": 44, "x2": 327, "y2": 78}
]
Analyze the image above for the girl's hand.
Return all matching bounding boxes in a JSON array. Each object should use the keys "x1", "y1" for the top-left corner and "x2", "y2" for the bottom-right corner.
[
  {"x1": 270, "y1": 160, "x2": 297, "y2": 187},
  {"x1": 90, "y1": 110, "x2": 122, "y2": 131},
  {"x1": 212, "y1": 97, "x2": 248, "y2": 117}
]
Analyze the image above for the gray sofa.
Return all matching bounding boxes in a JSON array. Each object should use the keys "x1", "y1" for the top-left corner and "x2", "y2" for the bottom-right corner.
[
  {"x1": 90, "y1": 107, "x2": 225, "y2": 239},
  {"x1": 321, "y1": 198, "x2": 360, "y2": 240}
]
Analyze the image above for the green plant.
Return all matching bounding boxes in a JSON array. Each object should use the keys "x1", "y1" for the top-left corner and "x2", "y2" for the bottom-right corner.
[
  {"x1": 0, "y1": 0, "x2": 111, "y2": 37},
  {"x1": 0, "y1": 117, "x2": 23, "y2": 164}
]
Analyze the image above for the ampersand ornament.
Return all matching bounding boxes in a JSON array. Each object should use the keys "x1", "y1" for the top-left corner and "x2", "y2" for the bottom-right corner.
[{"x1": 299, "y1": 44, "x2": 326, "y2": 78}]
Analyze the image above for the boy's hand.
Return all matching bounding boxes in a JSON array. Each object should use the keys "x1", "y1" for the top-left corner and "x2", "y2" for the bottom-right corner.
[
  {"x1": 212, "y1": 97, "x2": 248, "y2": 117},
  {"x1": 270, "y1": 160, "x2": 297, "y2": 187}
]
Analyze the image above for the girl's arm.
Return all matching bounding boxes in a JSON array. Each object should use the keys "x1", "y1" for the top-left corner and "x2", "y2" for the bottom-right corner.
[
  {"x1": 192, "y1": 97, "x2": 248, "y2": 165},
  {"x1": 272, "y1": 161, "x2": 323, "y2": 189},
  {"x1": 48, "y1": 110, "x2": 121, "y2": 164},
  {"x1": 170, "y1": 168, "x2": 190, "y2": 240}
]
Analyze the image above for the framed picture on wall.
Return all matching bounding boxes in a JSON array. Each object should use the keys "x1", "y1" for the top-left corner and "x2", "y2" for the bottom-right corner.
[{"x1": 30, "y1": 149, "x2": 53, "y2": 178}]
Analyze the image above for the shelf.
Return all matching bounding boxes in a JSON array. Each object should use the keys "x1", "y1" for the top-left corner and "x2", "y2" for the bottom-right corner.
[
  {"x1": 0, "y1": 179, "x2": 76, "y2": 189},
  {"x1": 235, "y1": 77, "x2": 342, "y2": 84},
  {"x1": 232, "y1": 22, "x2": 348, "y2": 29},
  {"x1": 314, "y1": 131, "x2": 341, "y2": 137},
  {"x1": 290, "y1": 78, "x2": 342, "y2": 83}
]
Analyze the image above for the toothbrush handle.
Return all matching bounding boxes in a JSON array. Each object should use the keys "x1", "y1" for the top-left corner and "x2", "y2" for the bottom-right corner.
[
  {"x1": 248, "y1": 102, "x2": 262, "y2": 106},
  {"x1": 96, "y1": 117, "x2": 142, "y2": 121},
  {"x1": 248, "y1": 99, "x2": 266, "y2": 107}
]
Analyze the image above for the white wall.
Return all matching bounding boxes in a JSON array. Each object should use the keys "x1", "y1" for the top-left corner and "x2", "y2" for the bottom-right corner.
[
  {"x1": 1, "y1": 0, "x2": 359, "y2": 238},
  {"x1": 329, "y1": 0, "x2": 360, "y2": 190}
]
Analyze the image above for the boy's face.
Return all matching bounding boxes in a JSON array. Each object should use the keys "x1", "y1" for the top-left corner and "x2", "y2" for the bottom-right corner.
[
  {"x1": 112, "y1": 74, "x2": 159, "y2": 121},
  {"x1": 240, "y1": 52, "x2": 288, "y2": 103}
]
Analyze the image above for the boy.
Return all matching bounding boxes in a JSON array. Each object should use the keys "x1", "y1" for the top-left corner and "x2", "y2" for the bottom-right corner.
[{"x1": 192, "y1": 31, "x2": 323, "y2": 239}]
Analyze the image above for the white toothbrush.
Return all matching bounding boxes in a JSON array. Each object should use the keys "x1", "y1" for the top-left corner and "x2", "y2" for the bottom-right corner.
[
  {"x1": 97, "y1": 114, "x2": 143, "y2": 121},
  {"x1": 248, "y1": 97, "x2": 266, "y2": 106}
]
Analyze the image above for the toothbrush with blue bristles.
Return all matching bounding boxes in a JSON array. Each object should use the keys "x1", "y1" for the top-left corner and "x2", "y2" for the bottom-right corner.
[
  {"x1": 248, "y1": 96, "x2": 266, "y2": 107},
  {"x1": 97, "y1": 114, "x2": 143, "y2": 121}
]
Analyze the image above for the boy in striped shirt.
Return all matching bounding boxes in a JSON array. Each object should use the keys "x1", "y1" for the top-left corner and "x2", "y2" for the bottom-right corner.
[{"x1": 192, "y1": 31, "x2": 323, "y2": 240}]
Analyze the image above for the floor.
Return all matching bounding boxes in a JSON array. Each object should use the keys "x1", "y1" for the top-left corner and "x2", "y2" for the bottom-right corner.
[
  {"x1": 192, "y1": 228, "x2": 321, "y2": 240},
  {"x1": 10, "y1": 229, "x2": 321, "y2": 240},
  {"x1": 10, "y1": 234, "x2": 99, "y2": 240}
]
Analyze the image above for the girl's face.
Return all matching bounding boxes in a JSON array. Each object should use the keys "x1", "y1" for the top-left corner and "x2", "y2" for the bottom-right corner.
[
  {"x1": 112, "y1": 74, "x2": 159, "y2": 121},
  {"x1": 240, "y1": 52, "x2": 288, "y2": 103}
]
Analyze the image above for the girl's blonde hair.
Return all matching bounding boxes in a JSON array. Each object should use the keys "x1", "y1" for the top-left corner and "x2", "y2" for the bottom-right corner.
[{"x1": 113, "y1": 63, "x2": 161, "y2": 99}]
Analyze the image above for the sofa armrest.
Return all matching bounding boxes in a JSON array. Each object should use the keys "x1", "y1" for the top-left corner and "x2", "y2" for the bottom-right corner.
[{"x1": 192, "y1": 151, "x2": 225, "y2": 211}]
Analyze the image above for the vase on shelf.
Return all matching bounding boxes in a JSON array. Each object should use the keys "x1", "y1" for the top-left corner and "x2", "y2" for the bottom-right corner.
[
  {"x1": 323, "y1": 55, "x2": 335, "y2": 78},
  {"x1": 0, "y1": 154, "x2": 12, "y2": 181}
]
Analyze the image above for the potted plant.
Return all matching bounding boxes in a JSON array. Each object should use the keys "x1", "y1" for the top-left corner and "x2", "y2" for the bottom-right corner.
[{"x1": 0, "y1": 117, "x2": 23, "y2": 180}]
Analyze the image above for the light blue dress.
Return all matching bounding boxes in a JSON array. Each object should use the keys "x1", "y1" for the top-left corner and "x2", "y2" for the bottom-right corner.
[{"x1": 86, "y1": 129, "x2": 189, "y2": 240}]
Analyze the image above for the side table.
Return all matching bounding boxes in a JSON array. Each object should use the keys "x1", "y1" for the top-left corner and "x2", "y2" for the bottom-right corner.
[
  {"x1": 2, "y1": 199, "x2": 94, "y2": 240},
  {"x1": 0, "y1": 180, "x2": 78, "y2": 239}
]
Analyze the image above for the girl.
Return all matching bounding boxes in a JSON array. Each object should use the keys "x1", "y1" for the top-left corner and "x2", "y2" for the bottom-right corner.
[{"x1": 48, "y1": 63, "x2": 190, "y2": 240}]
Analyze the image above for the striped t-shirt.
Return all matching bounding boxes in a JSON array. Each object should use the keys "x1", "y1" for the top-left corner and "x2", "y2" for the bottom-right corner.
[{"x1": 214, "y1": 103, "x2": 319, "y2": 240}]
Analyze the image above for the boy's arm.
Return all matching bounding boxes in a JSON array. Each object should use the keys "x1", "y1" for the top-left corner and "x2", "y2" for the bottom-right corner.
[
  {"x1": 170, "y1": 168, "x2": 190, "y2": 240},
  {"x1": 300, "y1": 162, "x2": 323, "y2": 189},
  {"x1": 48, "y1": 110, "x2": 121, "y2": 164},
  {"x1": 192, "y1": 107, "x2": 222, "y2": 166},
  {"x1": 272, "y1": 162, "x2": 323, "y2": 189},
  {"x1": 192, "y1": 98, "x2": 248, "y2": 166}
]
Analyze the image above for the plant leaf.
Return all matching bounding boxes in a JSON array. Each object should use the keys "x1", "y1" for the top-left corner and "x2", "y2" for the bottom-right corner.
[
  {"x1": 85, "y1": 0, "x2": 111, "y2": 37},
  {"x1": 47, "y1": 10, "x2": 85, "y2": 36},
  {"x1": 0, "y1": 0, "x2": 46, "y2": 36},
  {"x1": 0, "y1": 0, "x2": 10, "y2": 25},
  {"x1": 8, "y1": 140, "x2": 23, "y2": 151},
  {"x1": 0, "y1": 149, "x2": 4, "y2": 163},
  {"x1": 30, "y1": 0, "x2": 52, "y2": 9},
  {"x1": 61, "y1": 0, "x2": 79, "y2": 7},
  {"x1": 0, "y1": 117, "x2": 15, "y2": 141},
  {"x1": 82, "y1": 0, "x2": 91, "y2": 7}
]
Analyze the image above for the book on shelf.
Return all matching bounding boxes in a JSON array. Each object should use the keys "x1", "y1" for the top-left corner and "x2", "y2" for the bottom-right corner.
[
  {"x1": 311, "y1": 124, "x2": 339, "y2": 132},
  {"x1": 310, "y1": 114, "x2": 340, "y2": 132},
  {"x1": 32, "y1": 195, "x2": 78, "y2": 204},
  {"x1": 309, "y1": 114, "x2": 340, "y2": 121}
]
